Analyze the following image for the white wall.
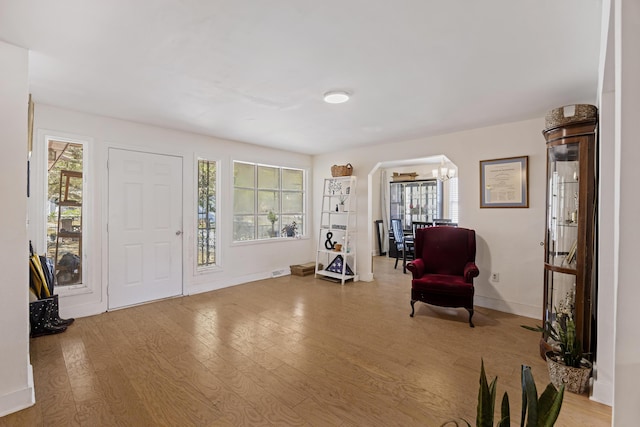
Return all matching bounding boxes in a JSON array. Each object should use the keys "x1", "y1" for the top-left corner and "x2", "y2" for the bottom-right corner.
[
  {"x1": 612, "y1": 0, "x2": 640, "y2": 423},
  {"x1": 593, "y1": 0, "x2": 615, "y2": 407},
  {"x1": 29, "y1": 105, "x2": 315, "y2": 318},
  {"x1": 314, "y1": 117, "x2": 546, "y2": 318},
  {"x1": 0, "y1": 41, "x2": 34, "y2": 416}
]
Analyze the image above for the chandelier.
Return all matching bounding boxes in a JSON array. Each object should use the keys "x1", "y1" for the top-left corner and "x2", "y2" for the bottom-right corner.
[{"x1": 432, "y1": 158, "x2": 456, "y2": 181}]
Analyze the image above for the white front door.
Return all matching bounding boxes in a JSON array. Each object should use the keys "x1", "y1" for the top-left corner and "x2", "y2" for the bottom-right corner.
[{"x1": 108, "y1": 149, "x2": 183, "y2": 309}]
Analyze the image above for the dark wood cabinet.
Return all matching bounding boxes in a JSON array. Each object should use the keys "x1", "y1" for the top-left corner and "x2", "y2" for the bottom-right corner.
[
  {"x1": 542, "y1": 106, "x2": 597, "y2": 355},
  {"x1": 389, "y1": 179, "x2": 441, "y2": 258},
  {"x1": 390, "y1": 179, "x2": 440, "y2": 226}
]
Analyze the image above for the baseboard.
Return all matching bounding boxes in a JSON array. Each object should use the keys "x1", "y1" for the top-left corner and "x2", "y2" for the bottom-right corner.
[
  {"x1": 474, "y1": 295, "x2": 541, "y2": 319},
  {"x1": 188, "y1": 271, "x2": 275, "y2": 296},
  {"x1": 61, "y1": 300, "x2": 108, "y2": 319},
  {"x1": 359, "y1": 272, "x2": 374, "y2": 282},
  {"x1": 590, "y1": 369, "x2": 613, "y2": 406},
  {"x1": 61, "y1": 271, "x2": 288, "y2": 317},
  {"x1": 0, "y1": 364, "x2": 35, "y2": 417}
]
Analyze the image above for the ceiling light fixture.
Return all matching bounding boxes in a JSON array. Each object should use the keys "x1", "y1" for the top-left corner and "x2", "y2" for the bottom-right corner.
[
  {"x1": 432, "y1": 158, "x2": 456, "y2": 181},
  {"x1": 323, "y1": 90, "x2": 350, "y2": 104}
]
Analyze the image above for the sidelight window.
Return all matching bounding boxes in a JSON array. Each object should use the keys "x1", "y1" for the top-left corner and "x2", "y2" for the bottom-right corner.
[{"x1": 197, "y1": 159, "x2": 217, "y2": 268}]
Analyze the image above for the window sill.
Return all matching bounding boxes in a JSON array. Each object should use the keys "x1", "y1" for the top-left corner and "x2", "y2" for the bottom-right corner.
[
  {"x1": 195, "y1": 265, "x2": 223, "y2": 275},
  {"x1": 56, "y1": 283, "x2": 93, "y2": 297},
  {"x1": 231, "y1": 235, "x2": 309, "y2": 247}
]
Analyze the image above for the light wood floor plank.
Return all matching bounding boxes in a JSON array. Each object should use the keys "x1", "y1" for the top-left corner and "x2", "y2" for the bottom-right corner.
[
  {"x1": 2, "y1": 257, "x2": 611, "y2": 426},
  {"x1": 92, "y1": 366, "x2": 157, "y2": 426}
]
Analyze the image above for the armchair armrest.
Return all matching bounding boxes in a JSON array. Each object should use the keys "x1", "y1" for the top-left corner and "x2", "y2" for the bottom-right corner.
[
  {"x1": 464, "y1": 262, "x2": 480, "y2": 282},
  {"x1": 406, "y1": 258, "x2": 424, "y2": 279}
]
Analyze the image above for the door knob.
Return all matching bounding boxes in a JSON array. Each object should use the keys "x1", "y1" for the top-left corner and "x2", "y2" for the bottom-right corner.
[{"x1": 176, "y1": 230, "x2": 183, "y2": 236}]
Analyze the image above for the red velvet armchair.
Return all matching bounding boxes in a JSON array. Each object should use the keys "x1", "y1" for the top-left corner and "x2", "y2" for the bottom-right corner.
[{"x1": 407, "y1": 226, "x2": 480, "y2": 327}]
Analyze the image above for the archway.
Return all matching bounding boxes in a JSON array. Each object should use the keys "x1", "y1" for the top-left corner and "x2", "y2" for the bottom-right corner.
[{"x1": 366, "y1": 155, "x2": 458, "y2": 280}]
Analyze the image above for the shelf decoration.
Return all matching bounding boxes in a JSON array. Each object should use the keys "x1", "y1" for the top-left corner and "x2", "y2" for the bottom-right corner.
[
  {"x1": 325, "y1": 255, "x2": 354, "y2": 276},
  {"x1": 328, "y1": 179, "x2": 342, "y2": 195},
  {"x1": 392, "y1": 172, "x2": 418, "y2": 182},
  {"x1": 324, "y1": 231, "x2": 336, "y2": 250},
  {"x1": 564, "y1": 240, "x2": 578, "y2": 266}
]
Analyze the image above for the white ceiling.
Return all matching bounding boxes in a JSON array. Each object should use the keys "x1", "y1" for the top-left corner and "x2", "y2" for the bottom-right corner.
[{"x1": 0, "y1": 1, "x2": 603, "y2": 155}]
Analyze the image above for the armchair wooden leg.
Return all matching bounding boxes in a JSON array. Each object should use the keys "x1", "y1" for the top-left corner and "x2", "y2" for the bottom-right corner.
[
  {"x1": 410, "y1": 300, "x2": 416, "y2": 317},
  {"x1": 467, "y1": 308, "x2": 475, "y2": 328},
  {"x1": 403, "y1": 251, "x2": 407, "y2": 274}
]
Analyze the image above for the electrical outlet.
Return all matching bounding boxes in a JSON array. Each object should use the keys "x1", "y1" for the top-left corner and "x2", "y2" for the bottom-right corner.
[{"x1": 491, "y1": 272, "x2": 500, "y2": 282}]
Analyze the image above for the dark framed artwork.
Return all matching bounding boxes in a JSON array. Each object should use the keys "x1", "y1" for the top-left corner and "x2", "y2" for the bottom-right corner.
[{"x1": 479, "y1": 156, "x2": 529, "y2": 208}]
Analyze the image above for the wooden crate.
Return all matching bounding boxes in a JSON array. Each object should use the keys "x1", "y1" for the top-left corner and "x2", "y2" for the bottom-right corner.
[
  {"x1": 290, "y1": 262, "x2": 320, "y2": 276},
  {"x1": 392, "y1": 172, "x2": 418, "y2": 181}
]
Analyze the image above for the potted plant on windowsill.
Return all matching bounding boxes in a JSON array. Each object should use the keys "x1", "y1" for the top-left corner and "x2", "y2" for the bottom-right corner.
[
  {"x1": 522, "y1": 314, "x2": 592, "y2": 394},
  {"x1": 281, "y1": 221, "x2": 298, "y2": 238}
]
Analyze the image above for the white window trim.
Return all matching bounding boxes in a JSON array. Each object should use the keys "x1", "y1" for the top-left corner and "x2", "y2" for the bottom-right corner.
[
  {"x1": 232, "y1": 160, "x2": 307, "y2": 243},
  {"x1": 448, "y1": 177, "x2": 459, "y2": 223},
  {"x1": 36, "y1": 131, "x2": 93, "y2": 297}
]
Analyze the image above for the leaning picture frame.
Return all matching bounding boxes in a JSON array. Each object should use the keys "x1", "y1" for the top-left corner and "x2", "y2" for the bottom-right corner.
[{"x1": 479, "y1": 156, "x2": 529, "y2": 208}]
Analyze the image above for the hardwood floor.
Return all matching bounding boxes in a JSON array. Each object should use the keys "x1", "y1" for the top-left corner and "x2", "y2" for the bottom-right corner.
[{"x1": 3, "y1": 257, "x2": 611, "y2": 426}]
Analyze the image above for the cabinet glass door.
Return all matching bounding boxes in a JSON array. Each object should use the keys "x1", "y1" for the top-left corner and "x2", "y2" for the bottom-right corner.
[
  {"x1": 404, "y1": 181, "x2": 438, "y2": 226},
  {"x1": 544, "y1": 141, "x2": 579, "y2": 327},
  {"x1": 390, "y1": 180, "x2": 439, "y2": 230},
  {"x1": 544, "y1": 269, "x2": 576, "y2": 326},
  {"x1": 389, "y1": 183, "x2": 404, "y2": 224},
  {"x1": 546, "y1": 142, "x2": 580, "y2": 269}
]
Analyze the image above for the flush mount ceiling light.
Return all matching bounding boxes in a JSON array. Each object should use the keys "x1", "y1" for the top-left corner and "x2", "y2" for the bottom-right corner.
[{"x1": 323, "y1": 90, "x2": 350, "y2": 104}]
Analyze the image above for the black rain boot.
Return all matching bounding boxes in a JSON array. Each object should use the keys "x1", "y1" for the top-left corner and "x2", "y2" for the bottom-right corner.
[
  {"x1": 29, "y1": 300, "x2": 47, "y2": 337},
  {"x1": 30, "y1": 298, "x2": 67, "y2": 337},
  {"x1": 50, "y1": 294, "x2": 74, "y2": 327}
]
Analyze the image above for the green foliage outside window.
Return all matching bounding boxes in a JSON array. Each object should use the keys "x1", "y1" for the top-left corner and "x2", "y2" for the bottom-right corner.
[{"x1": 197, "y1": 160, "x2": 217, "y2": 268}]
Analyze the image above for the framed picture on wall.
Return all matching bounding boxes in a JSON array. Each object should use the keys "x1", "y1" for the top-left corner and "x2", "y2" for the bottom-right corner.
[{"x1": 479, "y1": 156, "x2": 529, "y2": 208}]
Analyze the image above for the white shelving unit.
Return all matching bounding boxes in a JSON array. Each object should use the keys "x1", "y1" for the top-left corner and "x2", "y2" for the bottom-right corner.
[{"x1": 315, "y1": 176, "x2": 358, "y2": 285}]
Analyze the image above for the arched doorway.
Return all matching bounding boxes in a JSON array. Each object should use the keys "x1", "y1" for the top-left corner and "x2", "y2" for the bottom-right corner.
[{"x1": 366, "y1": 155, "x2": 458, "y2": 279}]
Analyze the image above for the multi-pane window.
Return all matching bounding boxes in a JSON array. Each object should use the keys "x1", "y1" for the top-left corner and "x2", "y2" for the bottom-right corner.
[
  {"x1": 47, "y1": 140, "x2": 84, "y2": 286},
  {"x1": 448, "y1": 177, "x2": 459, "y2": 223},
  {"x1": 197, "y1": 160, "x2": 217, "y2": 268},
  {"x1": 233, "y1": 161, "x2": 305, "y2": 241}
]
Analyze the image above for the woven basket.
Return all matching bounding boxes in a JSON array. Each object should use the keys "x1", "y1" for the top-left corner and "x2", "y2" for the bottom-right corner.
[
  {"x1": 331, "y1": 163, "x2": 353, "y2": 177},
  {"x1": 545, "y1": 351, "x2": 592, "y2": 394},
  {"x1": 545, "y1": 104, "x2": 597, "y2": 130}
]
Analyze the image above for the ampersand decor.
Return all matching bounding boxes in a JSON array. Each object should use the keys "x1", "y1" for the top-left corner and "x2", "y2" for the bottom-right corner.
[{"x1": 324, "y1": 232, "x2": 336, "y2": 250}]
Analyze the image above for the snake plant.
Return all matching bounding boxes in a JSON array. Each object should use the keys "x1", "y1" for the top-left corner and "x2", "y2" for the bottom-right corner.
[{"x1": 443, "y1": 360, "x2": 564, "y2": 426}]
